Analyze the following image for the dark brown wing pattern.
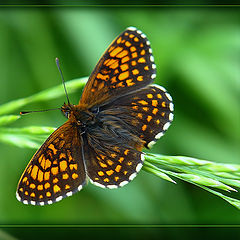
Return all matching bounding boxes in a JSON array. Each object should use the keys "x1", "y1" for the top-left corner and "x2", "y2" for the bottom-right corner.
[{"x1": 80, "y1": 27, "x2": 156, "y2": 107}]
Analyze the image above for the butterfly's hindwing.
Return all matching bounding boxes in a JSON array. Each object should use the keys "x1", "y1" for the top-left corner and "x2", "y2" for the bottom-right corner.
[
  {"x1": 83, "y1": 134, "x2": 144, "y2": 188},
  {"x1": 100, "y1": 84, "x2": 174, "y2": 149}
]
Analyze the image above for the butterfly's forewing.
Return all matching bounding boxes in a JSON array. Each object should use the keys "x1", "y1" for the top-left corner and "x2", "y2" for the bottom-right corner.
[
  {"x1": 100, "y1": 84, "x2": 174, "y2": 149},
  {"x1": 16, "y1": 121, "x2": 86, "y2": 205},
  {"x1": 79, "y1": 27, "x2": 156, "y2": 107}
]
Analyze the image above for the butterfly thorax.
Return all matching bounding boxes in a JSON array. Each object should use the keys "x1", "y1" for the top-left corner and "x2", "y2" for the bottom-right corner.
[{"x1": 61, "y1": 103, "x2": 98, "y2": 128}]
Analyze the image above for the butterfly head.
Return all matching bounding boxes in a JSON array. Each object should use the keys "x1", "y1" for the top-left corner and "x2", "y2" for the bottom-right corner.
[
  {"x1": 61, "y1": 103, "x2": 98, "y2": 129},
  {"x1": 61, "y1": 102, "x2": 73, "y2": 119}
]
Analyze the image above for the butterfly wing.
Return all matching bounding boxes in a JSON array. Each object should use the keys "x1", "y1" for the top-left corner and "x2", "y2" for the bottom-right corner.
[
  {"x1": 83, "y1": 131, "x2": 144, "y2": 188},
  {"x1": 79, "y1": 27, "x2": 156, "y2": 107},
  {"x1": 16, "y1": 121, "x2": 86, "y2": 206},
  {"x1": 100, "y1": 84, "x2": 174, "y2": 149}
]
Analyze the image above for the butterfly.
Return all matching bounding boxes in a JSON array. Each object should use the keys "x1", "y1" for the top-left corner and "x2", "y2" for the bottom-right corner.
[{"x1": 16, "y1": 27, "x2": 174, "y2": 206}]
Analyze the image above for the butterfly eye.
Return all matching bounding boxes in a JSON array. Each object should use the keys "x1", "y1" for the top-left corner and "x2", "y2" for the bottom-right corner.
[
  {"x1": 65, "y1": 111, "x2": 70, "y2": 118},
  {"x1": 91, "y1": 107, "x2": 99, "y2": 114},
  {"x1": 61, "y1": 110, "x2": 70, "y2": 119}
]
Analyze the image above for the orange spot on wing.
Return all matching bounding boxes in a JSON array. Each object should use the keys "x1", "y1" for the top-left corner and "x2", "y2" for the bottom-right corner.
[
  {"x1": 162, "y1": 101, "x2": 166, "y2": 107},
  {"x1": 53, "y1": 178, "x2": 59, "y2": 183},
  {"x1": 62, "y1": 173, "x2": 69, "y2": 179},
  {"x1": 45, "y1": 182, "x2": 50, "y2": 189},
  {"x1": 156, "y1": 119, "x2": 160, "y2": 124},
  {"x1": 31, "y1": 165, "x2": 38, "y2": 180},
  {"x1": 132, "y1": 69, "x2": 139, "y2": 75},
  {"x1": 144, "y1": 65, "x2": 149, "y2": 70},
  {"x1": 124, "y1": 149, "x2": 129, "y2": 155},
  {"x1": 115, "y1": 176, "x2": 120, "y2": 181},
  {"x1": 30, "y1": 183, "x2": 35, "y2": 189},
  {"x1": 120, "y1": 63, "x2": 129, "y2": 71},
  {"x1": 142, "y1": 107, "x2": 149, "y2": 111},
  {"x1": 110, "y1": 153, "x2": 117, "y2": 158},
  {"x1": 138, "y1": 57, "x2": 146, "y2": 63},
  {"x1": 118, "y1": 157, "x2": 124, "y2": 163},
  {"x1": 27, "y1": 165, "x2": 32, "y2": 174},
  {"x1": 125, "y1": 41, "x2": 131, "y2": 47},
  {"x1": 72, "y1": 173, "x2": 78, "y2": 179},
  {"x1": 45, "y1": 159, "x2": 51, "y2": 169},
  {"x1": 109, "y1": 61, "x2": 119, "y2": 69},
  {"x1": 137, "y1": 76, "x2": 143, "y2": 81},
  {"x1": 122, "y1": 56, "x2": 130, "y2": 63},
  {"x1": 37, "y1": 169, "x2": 44, "y2": 182},
  {"x1": 117, "y1": 37, "x2": 122, "y2": 44},
  {"x1": 44, "y1": 171, "x2": 50, "y2": 181},
  {"x1": 138, "y1": 100, "x2": 148, "y2": 105},
  {"x1": 98, "y1": 171, "x2": 104, "y2": 176},
  {"x1": 99, "y1": 162, "x2": 107, "y2": 168},
  {"x1": 60, "y1": 160, "x2": 67, "y2": 172},
  {"x1": 98, "y1": 82, "x2": 105, "y2": 90},
  {"x1": 107, "y1": 160, "x2": 114, "y2": 166},
  {"x1": 22, "y1": 177, "x2": 28, "y2": 183},
  {"x1": 147, "y1": 94, "x2": 153, "y2": 98},
  {"x1": 137, "y1": 113, "x2": 143, "y2": 119},
  {"x1": 134, "y1": 37, "x2": 139, "y2": 42},
  {"x1": 129, "y1": 34, "x2": 134, "y2": 38},
  {"x1": 140, "y1": 49, "x2": 145, "y2": 55},
  {"x1": 97, "y1": 73, "x2": 110, "y2": 80},
  {"x1": 131, "y1": 60, "x2": 137, "y2": 66},
  {"x1": 132, "y1": 52, "x2": 138, "y2": 58},
  {"x1": 108, "y1": 46, "x2": 114, "y2": 52},
  {"x1": 110, "y1": 47, "x2": 123, "y2": 57},
  {"x1": 115, "y1": 165, "x2": 122, "y2": 172},
  {"x1": 30, "y1": 192, "x2": 35, "y2": 197},
  {"x1": 111, "y1": 76, "x2": 117, "y2": 83},
  {"x1": 104, "y1": 178, "x2": 110, "y2": 182},
  {"x1": 142, "y1": 124, "x2": 147, "y2": 131},
  {"x1": 152, "y1": 108, "x2": 159, "y2": 115},
  {"x1": 70, "y1": 164, "x2": 78, "y2": 170},
  {"x1": 106, "y1": 170, "x2": 114, "y2": 176},
  {"x1": 147, "y1": 115, "x2": 153, "y2": 122},
  {"x1": 48, "y1": 144, "x2": 57, "y2": 154},
  {"x1": 46, "y1": 192, "x2": 51, "y2": 197},
  {"x1": 119, "y1": 71, "x2": 129, "y2": 81},
  {"x1": 37, "y1": 184, "x2": 43, "y2": 190},
  {"x1": 152, "y1": 100, "x2": 158, "y2": 107},
  {"x1": 53, "y1": 184, "x2": 61, "y2": 193},
  {"x1": 67, "y1": 151, "x2": 73, "y2": 162},
  {"x1": 130, "y1": 46, "x2": 136, "y2": 52},
  {"x1": 51, "y1": 166, "x2": 58, "y2": 175},
  {"x1": 65, "y1": 184, "x2": 70, "y2": 190},
  {"x1": 116, "y1": 50, "x2": 128, "y2": 58},
  {"x1": 126, "y1": 79, "x2": 135, "y2": 86},
  {"x1": 59, "y1": 153, "x2": 66, "y2": 159}
]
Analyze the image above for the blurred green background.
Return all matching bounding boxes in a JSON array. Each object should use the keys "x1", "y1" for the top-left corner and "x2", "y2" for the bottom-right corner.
[{"x1": 0, "y1": 6, "x2": 239, "y2": 227}]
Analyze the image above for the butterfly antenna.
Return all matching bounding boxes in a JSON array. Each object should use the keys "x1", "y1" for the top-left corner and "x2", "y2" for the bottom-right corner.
[
  {"x1": 55, "y1": 57, "x2": 70, "y2": 105},
  {"x1": 20, "y1": 108, "x2": 61, "y2": 115}
]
